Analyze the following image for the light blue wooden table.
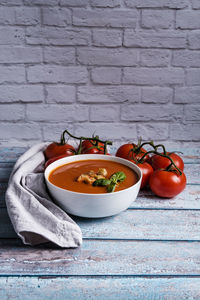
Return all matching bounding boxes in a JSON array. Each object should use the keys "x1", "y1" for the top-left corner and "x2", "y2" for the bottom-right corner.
[{"x1": 0, "y1": 146, "x2": 200, "y2": 299}]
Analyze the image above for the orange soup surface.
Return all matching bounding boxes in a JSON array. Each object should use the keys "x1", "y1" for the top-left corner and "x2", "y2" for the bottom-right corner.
[{"x1": 48, "y1": 159, "x2": 138, "y2": 194}]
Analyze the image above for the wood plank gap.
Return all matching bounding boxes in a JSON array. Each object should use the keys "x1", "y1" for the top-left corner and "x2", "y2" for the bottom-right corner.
[
  {"x1": 82, "y1": 238, "x2": 200, "y2": 242},
  {"x1": 127, "y1": 208, "x2": 200, "y2": 211},
  {"x1": 1, "y1": 274, "x2": 200, "y2": 278},
  {"x1": 0, "y1": 238, "x2": 200, "y2": 242}
]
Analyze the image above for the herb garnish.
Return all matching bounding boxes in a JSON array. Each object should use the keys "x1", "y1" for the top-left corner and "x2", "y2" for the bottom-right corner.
[{"x1": 93, "y1": 171, "x2": 126, "y2": 193}]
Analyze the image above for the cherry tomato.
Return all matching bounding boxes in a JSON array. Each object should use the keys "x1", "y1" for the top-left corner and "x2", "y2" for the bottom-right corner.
[
  {"x1": 150, "y1": 152, "x2": 184, "y2": 171},
  {"x1": 44, "y1": 143, "x2": 75, "y2": 160},
  {"x1": 149, "y1": 169, "x2": 186, "y2": 198},
  {"x1": 45, "y1": 154, "x2": 69, "y2": 169},
  {"x1": 81, "y1": 140, "x2": 105, "y2": 154},
  {"x1": 130, "y1": 160, "x2": 153, "y2": 189},
  {"x1": 116, "y1": 144, "x2": 149, "y2": 162},
  {"x1": 82, "y1": 147, "x2": 100, "y2": 154}
]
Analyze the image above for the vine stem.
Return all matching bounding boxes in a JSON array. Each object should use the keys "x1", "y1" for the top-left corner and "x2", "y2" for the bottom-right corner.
[
  {"x1": 138, "y1": 150, "x2": 182, "y2": 175},
  {"x1": 60, "y1": 129, "x2": 112, "y2": 155}
]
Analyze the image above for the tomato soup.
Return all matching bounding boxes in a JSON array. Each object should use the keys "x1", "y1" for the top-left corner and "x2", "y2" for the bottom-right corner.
[{"x1": 48, "y1": 159, "x2": 138, "y2": 194}]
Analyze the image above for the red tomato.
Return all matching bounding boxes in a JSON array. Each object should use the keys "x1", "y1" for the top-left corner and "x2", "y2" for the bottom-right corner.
[
  {"x1": 150, "y1": 152, "x2": 184, "y2": 171},
  {"x1": 44, "y1": 143, "x2": 75, "y2": 160},
  {"x1": 116, "y1": 144, "x2": 149, "y2": 162},
  {"x1": 130, "y1": 160, "x2": 153, "y2": 189},
  {"x1": 81, "y1": 140, "x2": 105, "y2": 154},
  {"x1": 45, "y1": 154, "x2": 69, "y2": 169},
  {"x1": 149, "y1": 169, "x2": 186, "y2": 198}
]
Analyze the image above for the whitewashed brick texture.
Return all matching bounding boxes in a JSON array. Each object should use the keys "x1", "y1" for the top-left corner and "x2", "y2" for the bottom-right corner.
[{"x1": 0, "y1": 0, "x2": 199, "y2": 146}]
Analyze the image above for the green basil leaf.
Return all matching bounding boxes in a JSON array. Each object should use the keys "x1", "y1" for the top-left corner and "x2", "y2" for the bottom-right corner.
[
  {"x1": 107, "y1": 182, "x2": 116, "y2": 193},
  {"x1": 110, "y1": 171, "x2": 126, "y2": 183},
  {"x1": 93, "y1": 179, "x2": 111, "y2": 187}
]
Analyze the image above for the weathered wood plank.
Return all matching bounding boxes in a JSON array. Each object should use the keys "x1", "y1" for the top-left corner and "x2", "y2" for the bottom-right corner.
[
  {"x1": 76, "y1": 209, "x2": 200, "y2": 240},
  {"x1": 0, "y1": 240, "x2": 200, "y2": 275},
  {"x1": 0, "y1": 147, "x2": 27, "y2": 163},
  {"x1": 1, "y1": 207, "x2": 200, "y2": 240},
  {"x1": 185, "y1": 164, "x2": 200, "y2": 185},
  {"x1": 1, "y1": 185, "x2": 200, "y2": 209},
  {"x1": 0, "y1": 182, "x2": 7, "y2": 207},
  {"x1": 0, "y1": 277, "x2": 200, "y2": 300},
  {"x1": 131, "y1": 185, "x2": 200, "y2": 209},
  {"x1": 0, "y1": 209, "x2": 17, "y2": 238},
  {"x1": 0, "y1": 165, "x2": 12, "y2": 182}
]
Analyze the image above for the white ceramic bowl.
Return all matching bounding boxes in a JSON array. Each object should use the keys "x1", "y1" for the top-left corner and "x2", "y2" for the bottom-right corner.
[{"x1": 44, "y1": 154, "x2": 142, "y2": 218}]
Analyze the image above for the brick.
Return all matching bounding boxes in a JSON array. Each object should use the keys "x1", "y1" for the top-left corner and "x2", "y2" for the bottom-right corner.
[
  {"x1": 43, "y1": 124, "x2": 74, "y2": 142},
  {"x1": 77, "y1": 86, "x2": 140, "y2": 103},
  {"x1": 0, "y1": 66, "x2": 25, "y2": 84},
  {"x1": 188, "y1": 31, "x2": 200, "y2": 49},
  {"x1": 141, "y1": 10, "x2": 174, "y2": 29},
  {"x1": 174, "y1": 87, "x2": 200, "y2": 104},
  {"x1": 24, "y1": 0, "x2": 59, "y2": 5},
  {"x1": 26, "y1": 104, "x2": 89, "y2": 122},
  {"x1": 192, "y1": 0, "x2": 200, "y2": 9},
  {"x1": 140, "y1": 50, "x2": 170, "y2": 67},
  {"x1": 142, "y1": 88, "x2": 172, "y2": 104},
  {"x1": 170, "y1": 124, "x2": 200, "y2": 141},
  {"x1": 124, "y1": 30, "x2": 186, "y2": 49},
  {"x1": 137, "y1": 124, "x2": 169, "y2": 140},
  {"x1": 0, "y1": 7, "x2": 15, "y2": 25},
  {"x1": 0, "y1": 124, "x2": 42, "y2": 140},
  {"x1": 77, "y1": 48, "x2": 138, "y2": 66},
  {"x1": 186, "y1": 69, "x2": 200, "y2": 86},
  {"x1": 91, "y1": 67, "x2": 121, "y2": 84},
  {"x1": 27, "y1": 66, "x2": 88, "y2": 84},
  {"x1": 90, "y1": 105, "x2": 120, "y2": 121},
  {"x1": 44, "y1": 47, "x2": 76, "y2": 64},
  {"x1": 45, "y1": 85, "x2": 76, "y2": 103},
  {"x1": 0, "y1": 46, "x2": 42, "y2": 63},
  {"x1": 0, "y1": 27, "x2": 24, "y2": 45},
  {"x1": 121, "y1": 104, "x2": 183, "y2": 121},
  {"x1": 92, "y1": 29, "x2": 122, "y2": 47},
  {"x1": 176, "y1": 10, "x2": 200, "y2": 29},
  {"x1": 123, "y1": 68, "x2": 184, "y2": 86},
  {"x1": 42, "y1": 8, "x2": 71, "y2": 27},
  {"x1": 185, "y1": 106, "x2": 200, "y2": 121},
  {"x1": 15, "y1": 7, "x2": 40, "y2": 25},
  {"x1": 73, "y1": 9, "x2": 137, "y2": 28},
  {"x1": 0, "y1": 105, "x2": 24, "y2": 121},
  {"x1": 0, "y1": 85, "x2": 44, "y2": 103},
  {"x1": 60, "y1": 0, "x2": 88, "y2": 6},
  {"x1": 74, "y1": 123, "x2": 137, "y2": 140},
  {"x1": 91, "y1": 0, "x2": 120, "y2": 7},
  {"x1": 172, "y1": 50, "x2": 200, "y2": 67},
  {"x1": 124, "y1": 0, "x2": 188, "y2": 8},
  {"x1": 26, "y1": 27, "x2": 90, "y2": 46}
]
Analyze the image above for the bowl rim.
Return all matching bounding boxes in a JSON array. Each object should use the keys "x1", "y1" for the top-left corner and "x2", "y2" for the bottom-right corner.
[{"x1": 44, "y1": 154, "x2": 142, "y2": 196}]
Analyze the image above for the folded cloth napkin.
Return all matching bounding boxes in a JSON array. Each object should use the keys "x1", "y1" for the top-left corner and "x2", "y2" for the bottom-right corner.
[{"x1": 5, "y1": 143, "x2": 82, "y2": 248}]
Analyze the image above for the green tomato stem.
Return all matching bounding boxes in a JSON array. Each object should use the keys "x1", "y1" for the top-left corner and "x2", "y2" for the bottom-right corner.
[{"x1": 60, "y1": 129, "x2": 112, "y2": 155}]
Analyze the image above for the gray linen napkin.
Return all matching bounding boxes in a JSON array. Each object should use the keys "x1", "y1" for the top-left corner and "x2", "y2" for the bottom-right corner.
[{"x1": 5, "y1": 142, "x2": 82, "y2": 247}]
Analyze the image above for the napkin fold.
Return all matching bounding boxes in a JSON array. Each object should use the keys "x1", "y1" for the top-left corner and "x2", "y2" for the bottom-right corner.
[{"x1": 5, "y1": 143, "x2": 82, "y2": 248}]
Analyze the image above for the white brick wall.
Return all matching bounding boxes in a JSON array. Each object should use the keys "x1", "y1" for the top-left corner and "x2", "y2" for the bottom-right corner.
[{"x1": 0, "y1": 0, "x2": 199, "y2": 146}]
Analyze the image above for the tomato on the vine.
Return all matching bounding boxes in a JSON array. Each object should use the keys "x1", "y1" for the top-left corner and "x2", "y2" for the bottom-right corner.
[
  {"x1": 45, "y1": 154, "x2": 69, "y2": 169},
  {"x1": 116, "y1": 144, "x2": 149, "y2": 162},
  {"x1": 150, "y1": 152, "x2": 184, "y2": 171},
  {"x1": 81, "y1": 140, "x2": 105, "y2": 154},
  {"x1": 130, "y1": 160, "x2": 153, "y2": 189},
  {"x1": 149, "y1": 169, "x2": 186, "y2": 198},
  {"x1": 44, "y1": 143, "x2": 75, "y2": 160}
]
